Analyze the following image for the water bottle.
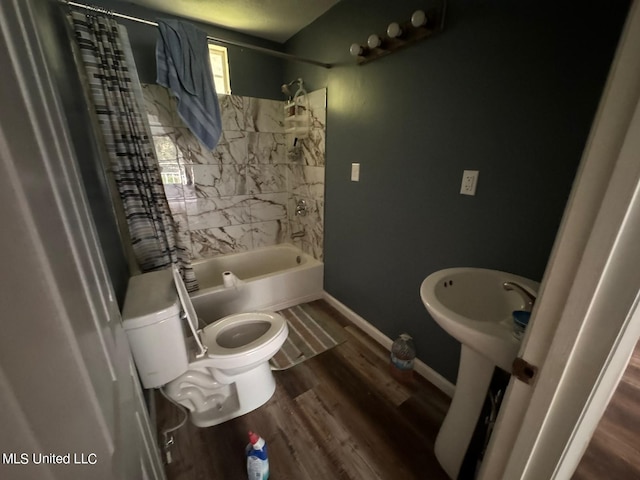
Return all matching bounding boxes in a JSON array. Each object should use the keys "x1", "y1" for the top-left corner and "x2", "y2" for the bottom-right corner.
[
  {"x1": 246, "y1": 431, "x2": 269, "y2": 480},
  {"x1": 390, "y1": 333, "x2": 416, "y2": 383}
]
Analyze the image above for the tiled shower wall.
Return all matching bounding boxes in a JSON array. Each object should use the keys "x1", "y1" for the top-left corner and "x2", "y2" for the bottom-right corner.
[{"x1": 141, "y1": 85, "x2": 326, "y2": 261}]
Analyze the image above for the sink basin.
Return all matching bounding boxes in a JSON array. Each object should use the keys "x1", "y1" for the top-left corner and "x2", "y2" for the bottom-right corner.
[
  {"x1": 420, "y1": 268, "x2": 539, "y2": 479},
  {"x1": 420, "y1": 267, "x2": 539, "y2": 372}
]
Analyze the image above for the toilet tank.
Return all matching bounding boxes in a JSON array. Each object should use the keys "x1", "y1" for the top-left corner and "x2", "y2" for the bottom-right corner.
[{"x1": 122, "y1": 268, "x2": 189, "y2": 389}]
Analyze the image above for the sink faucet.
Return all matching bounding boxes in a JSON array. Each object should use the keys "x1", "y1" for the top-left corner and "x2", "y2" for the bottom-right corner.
[{"x1": 503, "y1": 281, "x2": 537, "y2": 311}]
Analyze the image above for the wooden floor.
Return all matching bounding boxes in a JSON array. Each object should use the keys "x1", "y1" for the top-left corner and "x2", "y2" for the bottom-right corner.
[
  {"x1": 156, "y1": 300, "x2": 451, "y2": 480},
  {"x1": 573, "y1": 339, "x2": 640, "y2": 479}
]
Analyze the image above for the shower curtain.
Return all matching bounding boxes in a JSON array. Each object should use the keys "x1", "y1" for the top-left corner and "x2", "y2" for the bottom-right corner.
[{"x1": 69, "y1": 11, "x2": 198, "y2": 291}]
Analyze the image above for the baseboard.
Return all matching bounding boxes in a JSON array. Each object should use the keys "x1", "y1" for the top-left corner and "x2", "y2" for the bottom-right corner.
[
  {"x1": 267, "y1": 292, "x2": 324, "y2": 313},
  {"x1": 323, "y1": 292, "x2": 456, "y2": 398}
]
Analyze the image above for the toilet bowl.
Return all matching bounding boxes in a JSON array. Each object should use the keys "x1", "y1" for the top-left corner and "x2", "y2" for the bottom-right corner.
[{"x1": 121, "y1": 267, "x2": 288, "y2": 428}]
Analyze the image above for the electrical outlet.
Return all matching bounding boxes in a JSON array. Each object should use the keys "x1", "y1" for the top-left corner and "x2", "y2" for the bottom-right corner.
[
  {"x1": 460, "y1": 170, "x2": 479, "y2": 196},
  {"x1": 351, "y1": 163, "x2": 360, "y2": 182}
]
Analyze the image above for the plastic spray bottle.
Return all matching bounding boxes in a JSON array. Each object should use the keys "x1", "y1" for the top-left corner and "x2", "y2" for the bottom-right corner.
[{"x1": 246, "y1": 431, "x2": 269, "y2": 480}]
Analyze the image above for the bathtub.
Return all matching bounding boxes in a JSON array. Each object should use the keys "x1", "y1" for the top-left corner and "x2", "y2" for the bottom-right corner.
[{"x1": 189, "y1": 244, "x2": 324, "y2": 322}]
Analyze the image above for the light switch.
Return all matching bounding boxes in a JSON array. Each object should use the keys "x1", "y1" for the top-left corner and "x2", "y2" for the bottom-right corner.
[{"x1": 351, "y1": 163, "x2": 360, "y2": 182}]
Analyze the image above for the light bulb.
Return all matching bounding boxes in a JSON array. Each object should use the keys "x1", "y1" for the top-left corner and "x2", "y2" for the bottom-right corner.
[
  {"x1": 367, "y1": 34, "x2": 382, "y2": 49},
  {"x1": 387, "y1": 22, "x2": 402, "y2": 38},
  {"x1": 411, "y1": 10, "x2": 428, "y2": 28},
  {"x1": 349, "y1": 43, "x2": 364, "y2": 56}
]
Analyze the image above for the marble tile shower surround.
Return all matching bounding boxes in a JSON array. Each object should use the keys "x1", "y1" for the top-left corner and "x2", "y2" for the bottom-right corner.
[{"x1": 142, "y1": 84, "x2": 326, "y2": 261}]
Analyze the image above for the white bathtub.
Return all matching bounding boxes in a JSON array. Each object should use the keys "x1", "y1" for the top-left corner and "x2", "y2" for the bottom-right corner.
[{"x1": 189, "y1": 244, "x2": 324, "y2": 322}]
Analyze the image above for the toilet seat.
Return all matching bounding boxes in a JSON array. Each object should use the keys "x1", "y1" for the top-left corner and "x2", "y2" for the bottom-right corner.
[{"x1": 200, "y1": 312, "x2": 288, "y2": 370}]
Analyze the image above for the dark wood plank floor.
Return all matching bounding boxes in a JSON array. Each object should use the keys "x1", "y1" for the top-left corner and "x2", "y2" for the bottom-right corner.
[
  {"x1": 573, "y1": 339, "x2": 640, "y2": 479},
  {"x1": 156, "y1": 300, "x2": 451, "y2": 480}
]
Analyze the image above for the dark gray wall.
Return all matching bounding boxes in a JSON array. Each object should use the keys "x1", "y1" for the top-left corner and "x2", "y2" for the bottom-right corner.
[
  {"x1": 285, "y1": 0, "x2": 629, "y2": 382},
  {"x1": 91, "y1": 0, "x2": 286, "y2": 99}
]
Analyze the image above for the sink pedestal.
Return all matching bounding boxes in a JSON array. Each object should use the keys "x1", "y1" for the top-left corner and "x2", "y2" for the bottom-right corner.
[
  {"x1": 420, "y1": 268, "x2": 538, "y2": 479},
  {"x1": 435, "y1": 345, "x2": 495, "y2": 479}
]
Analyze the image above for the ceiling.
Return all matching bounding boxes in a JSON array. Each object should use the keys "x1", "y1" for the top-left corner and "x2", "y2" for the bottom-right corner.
[{"x1": 124, "y1": 0, "x2": 340, "y2": 43}]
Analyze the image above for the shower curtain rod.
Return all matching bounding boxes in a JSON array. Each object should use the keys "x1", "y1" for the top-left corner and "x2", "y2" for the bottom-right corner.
[{"x1": 62, "y1": 0, "x2": 333, "y2": 69}]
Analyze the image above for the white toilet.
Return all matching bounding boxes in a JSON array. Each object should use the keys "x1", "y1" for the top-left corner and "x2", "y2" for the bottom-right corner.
[{"x1": 121, "y1": 267, "x2": 288, "y2": 428}]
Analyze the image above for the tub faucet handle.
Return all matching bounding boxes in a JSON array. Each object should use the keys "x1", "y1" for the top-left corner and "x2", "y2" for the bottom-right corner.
[{"x1": 295, "y1": 199, "x2": 308, "y2": 216}]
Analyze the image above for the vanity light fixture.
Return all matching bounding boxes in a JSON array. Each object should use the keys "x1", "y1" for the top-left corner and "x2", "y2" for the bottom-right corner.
[
  {"x1": 348, "y1": 2, "x2": 446, "y2": 65},
  {"x1": 349, "y1": 43, "x2": 367, "y2": 57},
  {"x1": 386, "y1": 22, "x2": 403, "y2": 39},
  {"x1": 367, "y1": 34, "x2": 383, "y2": 49},
  {"x1": 411, "y1": 10, "x2": 428, "y2": 28}
]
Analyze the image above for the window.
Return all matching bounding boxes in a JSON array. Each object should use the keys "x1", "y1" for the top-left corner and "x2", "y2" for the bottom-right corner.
[
  {"x1": 159, "y1": 164, "x2": 182, "y2": 185},
  {"x1": 208, "y1": 44, "x2": 231, "y2": 95}
]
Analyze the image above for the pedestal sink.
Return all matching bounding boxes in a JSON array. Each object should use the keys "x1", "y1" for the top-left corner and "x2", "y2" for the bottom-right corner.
[{"x1": 420, "y1": 268, "x2": 539, "y2": 479}]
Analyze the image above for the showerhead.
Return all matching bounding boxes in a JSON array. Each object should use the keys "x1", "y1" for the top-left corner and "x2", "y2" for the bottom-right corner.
[{"x1": 281, "y1": 78, "x2": 303, "y2": 98}]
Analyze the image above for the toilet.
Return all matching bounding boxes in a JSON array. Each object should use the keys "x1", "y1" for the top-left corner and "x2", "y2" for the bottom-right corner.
[{"x1": 121, "y1": 267, "x2": 288, "y2": 428}]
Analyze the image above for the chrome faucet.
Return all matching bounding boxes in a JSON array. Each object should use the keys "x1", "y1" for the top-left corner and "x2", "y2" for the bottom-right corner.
[{"x1": 503, "y1": 281, "x2": 537, "y2": 311}]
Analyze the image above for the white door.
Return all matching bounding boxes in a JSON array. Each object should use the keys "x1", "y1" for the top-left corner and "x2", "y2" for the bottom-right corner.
[
  {"x1": 479, "y1": 2, "x2": 640, "y2": 479},
  {"x1": 0, "y1": 0, "x2": 165, "y2": 479}
]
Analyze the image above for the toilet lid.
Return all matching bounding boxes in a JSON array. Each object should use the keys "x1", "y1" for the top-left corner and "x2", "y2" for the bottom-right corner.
[
  {"x1": 172, "y1": 266, "x2": 199, "y2": 331},
  {"x1": 172, "y1": 266, "x2": 207, "y2": 356}
]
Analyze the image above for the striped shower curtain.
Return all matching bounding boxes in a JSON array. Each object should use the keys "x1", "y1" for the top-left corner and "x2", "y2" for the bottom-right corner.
[{"x1": 70, "y1": 11, "x2": 198, "y2": 291}]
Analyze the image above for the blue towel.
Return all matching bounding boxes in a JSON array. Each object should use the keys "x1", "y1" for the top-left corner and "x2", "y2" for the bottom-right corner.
[{"x1": 156, "y1": 19, "x2": 222, "y2": 150}]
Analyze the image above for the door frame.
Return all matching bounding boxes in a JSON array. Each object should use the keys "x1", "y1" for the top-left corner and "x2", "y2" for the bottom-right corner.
[{"x1": 479, "y1": 2, "x2": 640, "y2": 478}]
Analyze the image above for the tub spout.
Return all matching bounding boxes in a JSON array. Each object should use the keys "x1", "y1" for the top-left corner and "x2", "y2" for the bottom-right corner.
[{"x1": 503, "y1": 281, "x2": 536, "y2": 311}]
